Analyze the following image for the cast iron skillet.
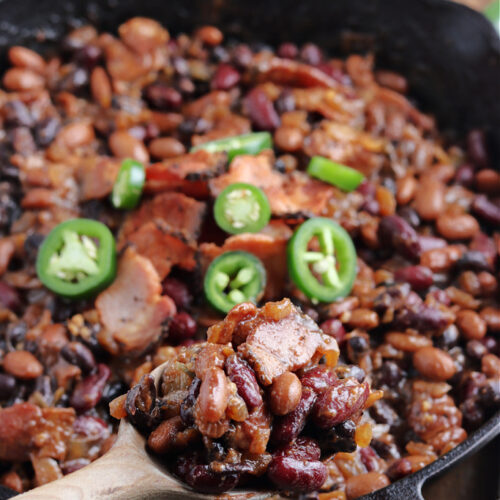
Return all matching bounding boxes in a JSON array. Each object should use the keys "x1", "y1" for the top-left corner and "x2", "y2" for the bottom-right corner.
[{"x1": 0, "y1": 0, "x2": 498, "y2": 499}]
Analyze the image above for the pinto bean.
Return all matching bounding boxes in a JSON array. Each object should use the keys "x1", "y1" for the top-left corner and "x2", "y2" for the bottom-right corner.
[
  {"x1": 9, "y1": 47, "x2": 46, "y2": 74},
  {"x1": 346, "y1": 472, "x2": 390, "y2": 499},
  {"x1": 3, "y1": 351, "x2": 43, "y2": 379},
  {"x1": 274, "y1": 126, "x2": 303, "y2": 152},
  {"x1": 109, "y1": 130, "x2": 150, "y2": 164},
  {"x1": 90, "y1": 67, "x2": 112, "y2": 108},
  {"x1": 413, "y1": 347, "x2": 456, "y2": 381},
  {"x1": 415, "y1": 177, "x2": 445, "y2": 220},
  {"x1": 118, "y1": 17, "x2": 169, "y2": 54},
  {"x1": 456, "y1": 310, "x2": 487, "y2": 340},
  {"x1": 482, "y1": 354, "x2": 500, "y2": 377},
  {"x1": 385, "y1": 332, "x2": 432, "y2": 352},
  {"x1": 196, "y1": 26, "x2": 223, "y2": 46},
  {"x1": 55, "y1": 122, "x2": 95, "y2": 149},
  {"x1": 148, "y1": 137, "x2": 186, "y2": 159},
  {"x1": 269, "y1": 372, "x2": 302, "y2": 416},
  {"x1": 197, "y1": 367, "x2": 229, "y2": 423},
  {"x1": 436, "y1": 213, "x2": 479, "y2": 240},
  {"x1": 396, "y1": 175, "x2": 417, "y2": 205},
  {"x1": 3, "y1": 68, "x2": 44, "y2": 90}
]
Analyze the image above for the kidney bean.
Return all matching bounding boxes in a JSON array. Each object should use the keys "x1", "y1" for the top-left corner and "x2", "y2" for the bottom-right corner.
[
  {"x1": 3, "y1": 351, "x2": 43, "y2": 380},
  {"x1": 479, "y1": 379, "x2": 500, "y2": 408},
  {"x1": 456, "y1": 251, "x2": 493, "y2": 273},
  {"x1": 320, "y1": 318, "x2": 346, "y2": 344},
  {"x1": 399, "y1": 206, "x2": 421, "y2": 228},
  {"x1": 118, "y1": 17, "x2": 169, "y2": 54},
  {"x1": 377, "y1": 361, "x2": 404, "y2": 388},
  {"x1": 168, "y1": 312, "x2": 197, "y2": 344},
  {"x1": 278, "y1": 42, "x2": 298, "y2": 59},
  {"x1": 231, "y1": 44, "x2": 253, "y2": 68},
  {"x1": 267, "y1": 455, "x2": 327, "y2": 493},
  {"x1": 144, "y1": 84, "x2": 182, "y2": 110},
  {"x1": 3, "y1": 68, "x2": 44, "y2": 90},
  {"x1": 413, "y1": 347, "x2": 456, "y2": 381},
  {"x1": 394, "y1": 265, "x2": 433, "y2": 291},
  {"x1": 0, "y1": 373, "x2": 16, "y2": 400},
  {"x1": 109, "y1": 130, "x2": 149, "y2": 164},
  {"x1": 211, "y1": 63, "x2": 240, "y2": 90},
  {"x1": 456, "y1": 310, "x2": 487, "y2": 340},
  {"x1": 162, "y1": 277, "x2": 192, "y2": 309},
  {"x1": 466, "y1": 340, "x2": 488, "y2": 359},
  {"x1": 300, "y1": 366, "x2": 338, "y2": 394},
  {"x1": 197, "y1": 367, "x2": 229, "y2": 423},
  {"x1": 312, "y1": 379, "x2": 369, "y2": 429},
  {"x1": 269, "y1": 372, "x2": 302, "y2": 416},
  {"x1": 466, "y1": 129, "x2": 489, "y2": 168},
  {"x1": 243, "y1": 88, "x2": 280, "y2": 131},
  {"x1": 148, "y1": 137, "x2": 186, "y2": 159},
  {"x1": 436, "y1": 213, "x2": 479, "y2": 240},
  {"x1": 70, "y1": 364, "x2": 111, "y2": 412},
  {"x1": 225, "y1": 354, "x2": 262, "y2": 410},
  {"x1": 8, "y1": 46, "x2": 46, "y2": 74},
  {"x1": 90, "y1": 67, "x2": 112, "y2": 108},
  {"x1": 378, "y1": 215, "x2": 421, "y2": 260},
  {"x1": 475, "y1": 169, "x2": 500, "y2": 194},
  {"x1": 455, "y1": 164, "x2": 475, "y2": 187},
  {"x1": 414, "y1": 177, "x2": 445, "y2": 220},
  {"x1": 61, "y1": 342, "x2": 96, "y2": 374},
  {"x1": 3, "y1": 100, "x2": 33, "y2": 128},
  {"x1": 196, "y1": 26, "x2": 223, "y2": 46},
  {"x1": 300, "y1": 43, "x2": 323, "y2": 65},
  {"x1": 271, "y1": 386, "x2": 316, "y2": 446},
  {"x1": 0, "y1": 282, "x2": 20, "y2": 310},
  {"x1": 472, "y1": 195, "x2": 500, "y2": 225}
]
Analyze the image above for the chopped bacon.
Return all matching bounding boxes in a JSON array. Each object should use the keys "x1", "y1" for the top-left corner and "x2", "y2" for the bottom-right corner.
[
  {"x1": 125, "y1": 222, "x2": 196, "y2": 279},
  {"x1": 192, "y1": 114, "x2": 251, "y2": 147},
  {"x1": 199, "y1": 221, "x2": 292, "y2": 300},
  {"x1": 146, "y1": 150, "x2": 227, "y2": 196},
  {"x1": 209, "y1": 154, "x2": 334, "y2": 217},
  {"x1": 253, "y1": 56, "x2": 340, "y2": 89},
  {"x1": 208, "y1": 299, "x2": 339, "y2": 385},
  {"x1": 120, "y1": 192, "x2": 206, "y2": 245},
  {"x1": 0, "y1": 404, "x2": 75, "y2": 462},
  {"x1": 77, "y1": 157, "x2": 120, "y2": 201},
  {"x1": 96, "y1": 248, "x2": 176, "y2": 356}
]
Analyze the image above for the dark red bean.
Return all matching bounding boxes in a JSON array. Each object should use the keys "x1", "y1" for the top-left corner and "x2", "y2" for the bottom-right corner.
[
  {"x1": 455, "y1": 251, "x2": 493, "y2": 273},
  {"x1": 169, "y1": 312, "x2": 197, "y2": 344},
  {"x1": 275, "y1": 89, "x2": 296, "y2": 114},
  {"x1": 3, "y1": 100, "x2": 33, "y2": 127},
  {"x1": 312, "y1": 379, "x2": 369, "y2": 429},
  {"x1": 467, "y1": 129, "x2": 489, "y2": 168},
  {"x1": 378, "y1": 361, "x2": 403, "y2": 387},
  {"x1": 300, "y1": 43, "x2": 323, "y2": 65},
  {"x1": 271, "y1": 386, "x2": 316, "y2": 446},
  {"x1": 455, "y1": 164, "x2": 475, "y2": 187},
  {"x1": 225, "y1": 354, "x2": 262, "y2": 410},
  {"x1": 359, "y1": 446, "x2": 380, "y2": 472},
  {"x1": 394, "y1": 265, "x2": 433, "y2": 291},
  {"x1": 378, "y1": 215, "x2": 421, "y2": 260},
  {"x1": 277, "y1": 42, "x2": 298, "y2": 59},
  {"x1": 301, "y1": 366, "x2": 338, "y2": 395},
  {"x1": 267, "y1": 456, "x2": 327, "y2": 493},
  {"x1": 231, "y1": 44, "x2": 253, "y2": 68},
  {"x1": 70, "y1": 363, "x2": 111, "y2": 412},
  {"x1": 0, "y1": 373, "x2": 16, "y2": 400},
  {"x1": 74, "y1": 45, "x2": 102, "y2": 70},
  {"x1": 472, "y1": 195, "x2": 500, "y2": 225},
  {"x1": 211, "y1": 64, "x2": 240, "y2": 90},
  {"x1": 162, "y1": 277, "x2": 192, "y2": 309},
  {"x1": 320, "y1": 318, "x2": 346, "y2": 344},
  {"x1": 393, "y1": 303, "x2": 449, "y2": 332},
  {"x1": 0, "y1": 282, "x2": 20, "y2": 311},
  {"x1": 61, "y1": 342, "x2": 96, "y2": 374},
  {"x1": 386, "y1": 458, "x2": 412, "y2": 480},
  {"x1": 419, "y1": 235, "x2": 447, "y2": 252},
  {"x1": 34, "y1": 117, "x2": 61, "y2": 147},
  {"x1": 243, "y1": 88, "x2": 280, "y2": 131},
  {"x1": 274, "y1": 436, "x2": 321, "y2": 461},
  {"x1": 470, "y1": 232, "x2": 497, "y2": 267},
  {"x1": 144, "y1": 84, "x2": 182, "y2": 110},
  {"x1": 357, "y1": 179, "x2": 376, "y2": 198},
  {"x1": 466, "y1": 340, "x2": 488, "y2": 359}
]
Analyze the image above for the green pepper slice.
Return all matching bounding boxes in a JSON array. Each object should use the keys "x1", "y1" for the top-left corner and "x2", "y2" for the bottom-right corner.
[
  {"x1": 36, "y1": 219, "x2": 117, "y2": 299},
  {"x1": 204, "y1": 251, "x2": 266, "y2": 313},
  {"x1": 111, "y1": 158, "x2": 145, "y2": 210},
  {"x1": 307, "y1": 156, "x2": 365, "y2": 192},
  {"x1": 287, "y1": 217, "x2": 357, "y2": 303},
  {"x1": 191, "y1": 132, "x2": 272, "y2": 162},
  {"x1": 214, "y1": 183, "x2": 271, "y2": 234}
]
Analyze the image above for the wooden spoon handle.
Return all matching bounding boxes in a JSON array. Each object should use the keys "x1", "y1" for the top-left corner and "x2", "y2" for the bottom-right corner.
[{"x1": 16, "y1": 423, "x2": 200, "y2": 500}]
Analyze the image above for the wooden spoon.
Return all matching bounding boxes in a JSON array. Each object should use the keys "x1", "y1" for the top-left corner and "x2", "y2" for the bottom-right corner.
[{"x1": 17, "y1": 362, "x2": 270, "y2": 500}]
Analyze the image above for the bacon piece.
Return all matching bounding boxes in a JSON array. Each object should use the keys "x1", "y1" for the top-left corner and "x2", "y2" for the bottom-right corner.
[
  {"x1": 199, "y1": 221, "x2": 292, "y2": 300},
  {"x1": 77, "y1": 157, "x2": 120, "y2": 201},
  {"x1": 36, "y1": 408, "x2": 76, "y2": 461},
  {"x1": 254, "y1": 57, "x2": 340, "y2": 89},
  {"x1": 209, "y1": 154, "x2": 334, "y2": 217},
  {"x1": 146, "y1": 150, "x2": 227, "y2": 196},
  {"x1": 120, "y1": 192, "x2": 206, "y2": 245},
  {"x1": 125, "y1": 222, "x2": 196, "y2": 280},
  {"x1": 192, "y1": 114, "x2": 251, "y2": 147},
  {"x1": 208, "y1": 299, "x2": 339, "y2": 385},
  {"x1": 96, "y1": 248, "x2": 176, "y2": 356}
]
